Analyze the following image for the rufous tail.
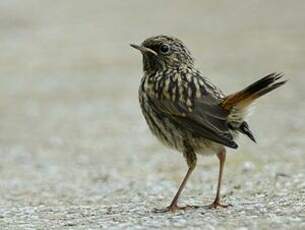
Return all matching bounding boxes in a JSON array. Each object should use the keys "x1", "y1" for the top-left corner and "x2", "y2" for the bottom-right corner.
[{"x1": 222, "y1": 73, "x2": 287, "y2": 110}]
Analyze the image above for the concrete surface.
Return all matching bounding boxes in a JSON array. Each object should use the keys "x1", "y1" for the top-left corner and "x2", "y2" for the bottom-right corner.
[{"x1": 0, "y1": 1, "x2": 304, "y2": 229}]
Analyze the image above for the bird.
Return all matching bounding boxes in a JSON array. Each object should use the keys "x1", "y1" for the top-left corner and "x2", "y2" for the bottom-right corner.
[{"x1": 130, "y1": 35, "x2": 286, "y2": 212}]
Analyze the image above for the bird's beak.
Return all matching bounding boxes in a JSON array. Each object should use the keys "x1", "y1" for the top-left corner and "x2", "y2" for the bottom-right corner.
[{"x1": 130, "y1": 44, "x2": 157, "y2": 56}]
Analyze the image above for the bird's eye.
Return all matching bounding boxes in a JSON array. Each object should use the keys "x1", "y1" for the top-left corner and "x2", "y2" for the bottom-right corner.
[{"x1": 159, "y1": 44, "x2": 170, "y2": 54}]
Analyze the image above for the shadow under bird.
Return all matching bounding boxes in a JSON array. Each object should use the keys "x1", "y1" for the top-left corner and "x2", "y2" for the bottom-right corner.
[{"x1": 131, "y1": 35, "x2": 286, "y2": 212}]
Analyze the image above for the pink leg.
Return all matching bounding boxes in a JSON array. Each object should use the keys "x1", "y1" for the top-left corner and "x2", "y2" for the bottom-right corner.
[
  {"x1": 209, "y1": 148, "x2": 232, "y2": 209},
  {"x1": 154, "y1": 149, "x2": 198, "y2": 213}
]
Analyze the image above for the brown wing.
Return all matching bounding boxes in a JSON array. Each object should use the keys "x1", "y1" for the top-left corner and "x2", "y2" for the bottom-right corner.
[{"x1": 148, "y1": 94, "x2": 238, "y2": 149}]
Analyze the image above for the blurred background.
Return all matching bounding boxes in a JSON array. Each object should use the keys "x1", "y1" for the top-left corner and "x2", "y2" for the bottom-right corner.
[{"x1": 0, "y1": 0, "x2": 304, "y2": 228}]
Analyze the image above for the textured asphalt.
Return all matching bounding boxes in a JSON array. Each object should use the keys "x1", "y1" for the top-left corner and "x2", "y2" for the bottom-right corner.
[{"x1": 0, "y1": 1, "x2": 304, "y2": 229}]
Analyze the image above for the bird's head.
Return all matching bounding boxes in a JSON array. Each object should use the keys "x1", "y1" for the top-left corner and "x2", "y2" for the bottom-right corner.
[{"x1": 131, "y1": 35, "x2": 194, "y2": 72}]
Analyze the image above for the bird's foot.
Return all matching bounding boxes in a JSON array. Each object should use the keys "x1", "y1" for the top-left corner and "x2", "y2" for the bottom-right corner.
[
  {"x1": 208, "y1": 200, "x2": 232, "y2": 209},
  {"x1": 153, "y1": 204, "x2": 199, "y2": 213}
]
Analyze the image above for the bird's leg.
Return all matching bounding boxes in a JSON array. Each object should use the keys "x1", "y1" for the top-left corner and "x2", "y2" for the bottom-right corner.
[
  {"x1": 154, "y1": 148, "x2": 198, "y2": 213},
  {"x1": 209, "y1": 148, "x2": 231, "y2": 208}
]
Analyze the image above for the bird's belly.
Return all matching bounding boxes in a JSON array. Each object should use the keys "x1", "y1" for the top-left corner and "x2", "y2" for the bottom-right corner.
[{"x1": 189, "y1": 137, "x2": 224, "y2": 155}]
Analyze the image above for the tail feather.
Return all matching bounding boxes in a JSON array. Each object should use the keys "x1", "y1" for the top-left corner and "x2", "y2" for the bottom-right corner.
[
  {"x1": 222, "y1": 73, "x2": 287, "y2": 110},
  {"x1": 223, "y1": 72, "x2": 286, "y2": 142},
  {"x1": 238, "y1": 121, "x2": 256, "y2": 143}
]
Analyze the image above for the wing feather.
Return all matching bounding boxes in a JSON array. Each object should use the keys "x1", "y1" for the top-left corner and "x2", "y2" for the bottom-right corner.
[{"x1": 148, "y1": 95, "x2": 238, "y2": 149}]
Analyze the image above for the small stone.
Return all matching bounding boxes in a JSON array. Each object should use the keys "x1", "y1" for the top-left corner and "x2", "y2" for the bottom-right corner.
[{"x1": 241, "y1": 161, "x2": 256, "y2": 172}]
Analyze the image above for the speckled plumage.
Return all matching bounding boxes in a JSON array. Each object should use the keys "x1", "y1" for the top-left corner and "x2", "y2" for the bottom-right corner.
[
  {"x1": 131, "y1": 35, "x2": 286, "y2": 212},
  {"x1": 138, "y1": 36, "x2": 238, "y2": 155},
  {"x1": 139, "y1": 67, "x2": 232, "y2": 155}
]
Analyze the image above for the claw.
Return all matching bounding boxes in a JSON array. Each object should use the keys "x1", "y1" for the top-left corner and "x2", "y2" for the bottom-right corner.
[
  {"x1": 153, "y1": 204, "x2": 199, "y2": 213},
  {"x1": 208, "y1": 201, "x2": 232, "y2": 209}
]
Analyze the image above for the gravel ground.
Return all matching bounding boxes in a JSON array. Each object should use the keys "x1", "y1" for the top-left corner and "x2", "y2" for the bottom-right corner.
[{"x1": 0, "y1": 1, "x2": 304, "y2": 229}]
